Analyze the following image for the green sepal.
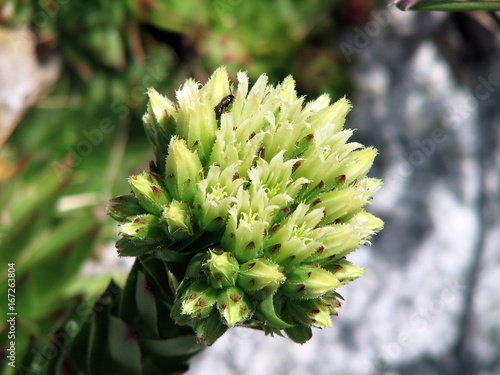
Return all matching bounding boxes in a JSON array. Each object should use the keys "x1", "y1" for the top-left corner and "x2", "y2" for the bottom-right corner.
[
  {"x1": 284, "y1": 325, "x2": 313, "y2": 344},
  {"x1": 180, "y1": 279, "x2": 218, "y2": 319},
  {"x1": 119, "y1": 214, "x2": 166, "y2": 243},
  {"x1": 184, "y1": 252, "x2": 208, "y2": 279},
  {"x1": 115, "y1": 237, "x2": 157, "y2": 257},
  {"x1": 107, "y1": 194, "x2": 147, "y2": 222},
  {"x1": 129, "y1": 171, "x2": 171, "y2": 216},
  {"x1": 193, "y1": 311, "x2": 228, "y2": 346},
  {"x1": 257, "y1": 294, "x2": 293, "y2": 329}
]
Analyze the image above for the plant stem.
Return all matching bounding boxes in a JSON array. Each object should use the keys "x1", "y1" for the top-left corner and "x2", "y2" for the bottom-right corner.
[{"x1": 395, "y1": 1, "x2": 500, "y2": 11}]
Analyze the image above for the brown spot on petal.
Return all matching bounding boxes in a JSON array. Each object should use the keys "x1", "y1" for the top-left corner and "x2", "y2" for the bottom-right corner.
[
  {"x1": 232, "y1": 172, "x2": 240, "y2": 181},
  {"x1": 297, "y1": 284, "x2": 306, "y2": 292},
  {"x1": 318, "y1": 180, "x2": 325, "y2": 190},
  {"x1": 271, "y1": 224, "x2": 280, "y2": 233},
  {"x1": 230, "y1": 295, "x2": 242, "y2": 303},
  {"x1": 292, "y1": 161, "x2": 301, "y2": 174},
  {"x1": 336, "y1": 175, "x2": 346, "y2": 185},
  {"x1": 269, "y1": 244, "x2": 281, "y2": 254},
  {"x1": 258, "y1": 147, "x2": 265, "y2": 159},
  {"x1": 246, "y1": 242, "x2": 255, "y2": 250},
  {"x1": 312, "y1": 198, "x2": 322, "y2": 207},
  {"x1": 305, "y1": 133, "x2": 314, "y2": 141}
]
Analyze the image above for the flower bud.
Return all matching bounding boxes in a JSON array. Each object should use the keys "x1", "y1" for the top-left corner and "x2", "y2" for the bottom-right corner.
[
  {"x1": 286, "y1": 298, "x2": 333, "y2": 328},
  {"x1": 165, "y1": 137, "x2": 203, "y2": 204},
  {"x1": 181, "y1": 280, "x2": 218, "y2": 319},
  {"x1": 176, "y1": 79, "x2": 217, "y2": 163},
  {"x1": 217, "y1": 286, "x2": 252, "y2": 326},
  {"x1": 202, "y1": 249, "x2": 240, "y2": 289},
  {"x1": 193, "y1": 311, "x2": 228, "y2": 346},
  {"x1": 237, "y1": 259, "x2": 285, "y2": 297},
  {"x1": 193, "y1": 165, "x2": 245, "y2": 231},
  {"x1": 107, "y1": 194, "x2": 146, "y2": 222},
  {"x1": 319, "y1": 177, "x2": 382, "y2": 224},
  {"x1": 323, "y1": 259, "x2": 365, "y2": 285},
  {"x1": 143, "y1": 88, "x2": 178, "y2": 174},
  {"x1": 147, "y1": 88, "x2": 177, "y2": 123},
  {"x1": 308, "y1": 97, "x2": 351, "y2": 134},
  {"x1": 160, "y1": 200, "x2": 193, "y2": 240},
  {"x1": 129, "y1": 171, "x2": 170, "y2": 216},
  {"x1": 119, "y1": 214, "x2": 165, "y2": 243},
  {"x1": 200, "y1": 66, "x2": 232, "y2": 108},
  {"x1": 222, "y1": 209, "x2": 267, "y2": 263},
  {"x1": 307, "y1": 211, "x2": 384, "y2": 263},
  {"x1": 281, "y1": 266, "x2": 340, "y2": 300},
  {"x1": 339, "y1": 147, "x2": 377, "y2": 186}
]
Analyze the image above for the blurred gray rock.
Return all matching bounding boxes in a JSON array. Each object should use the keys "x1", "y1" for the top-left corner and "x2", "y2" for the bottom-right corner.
[{"x1": 189, "y1": 6, "x2": 500, "y2": 375}]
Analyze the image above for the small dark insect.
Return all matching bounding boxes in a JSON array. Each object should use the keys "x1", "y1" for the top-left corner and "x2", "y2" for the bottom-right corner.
[{"x1": 214, "y1": 94, "x2": 234, "y2": 120}]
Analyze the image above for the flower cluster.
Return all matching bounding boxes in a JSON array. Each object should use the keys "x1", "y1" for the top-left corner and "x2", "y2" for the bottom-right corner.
[{"x1": 108, "y1": 67, "x2": 383, "y2": 344}]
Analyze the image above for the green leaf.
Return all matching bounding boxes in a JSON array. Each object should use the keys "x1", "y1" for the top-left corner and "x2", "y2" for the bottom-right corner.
[
  {"x1": 284, "y1": 325, "x2": 312, "y2": 344},
  {"x1": 108, "y1": 316, "x2": 142, "y2": 375},
  {"x1": 258, "y1": 295, "x2": 293, "y2": 329},
  {"x1": 397, "y1": 0, "x2": 500, "y2": 11}
]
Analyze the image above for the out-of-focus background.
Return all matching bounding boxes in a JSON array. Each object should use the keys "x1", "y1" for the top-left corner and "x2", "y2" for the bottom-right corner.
[{"x1": 1, "y1": 1, "x2": 499, "y2": 374}]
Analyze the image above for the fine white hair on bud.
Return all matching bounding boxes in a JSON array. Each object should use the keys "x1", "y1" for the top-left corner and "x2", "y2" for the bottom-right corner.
[{"x1": 110, "y1": 66, "x2": 384, "y2": 345}]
